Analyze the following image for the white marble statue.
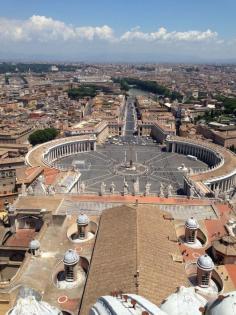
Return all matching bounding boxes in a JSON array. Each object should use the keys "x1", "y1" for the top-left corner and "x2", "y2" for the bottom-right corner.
[
  {"x1": 223, "y1": 191, "x2": 229, "y2": 201},
  {"x1": 48, "y1": 185, "x2": 55, "y2": 195},
  {"x1": 159, "y1": 183, "x2": 165, "y2": 197},
  {"x1": 178, "y1": 163, "x2": 188, "y2": 174},
  {"x1": 189, "y1": 168, "x2": 194, "y2": 175},
  {"x1": 214, "y1": 186, "x2": 220, "y2": 199},
  {"x1": 167, "y1": 184, "x2": 173, "y2": 197},
  {"x1": 110, "y1": 182, "x2": 115, "y2": 194},
  {"x1": 123, "y1": 179, "x2": 129, "y2": 195},
  {"x1": 27, "y1": 186, "x2": 34, "y2": 196},
  {"x1": 100, "y1": 182, "x2": 106, "y2": 195},
  {"x1": 145, "y1": 181, "x2": 151, "y2": 196},
  {"x1": 21, "y1": 183, "x2": 27, "y2": 196},
  {"x1": 80, "y1": 181, "x2": 86, "y2": 193},
  {"x1": 38, "y1": 175, "x2": 44, "y2": 184},
  {"x1": 133, "y1": 178, "x2": 140, "y2": 195},
  {"x1": 190, "y1": 185, "x2": 195, "y2": 198}
]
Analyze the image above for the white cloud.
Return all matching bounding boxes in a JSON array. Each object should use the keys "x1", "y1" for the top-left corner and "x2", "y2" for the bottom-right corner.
[
  {"x1": 75, "y1": 25, "x2": 114, "y2": 41},
  {"x1": 0, "y1": 15, "x2": 115, "y2": 42},
  {"x1": 120, "y1": 27, "x2": 218, "y2": 42},
  {"x1": 0, "y1": 15, "x2": 218, "y2": 44},
  {"x1": 1, "y1": 15, "x2": 232, "y2": 62}
]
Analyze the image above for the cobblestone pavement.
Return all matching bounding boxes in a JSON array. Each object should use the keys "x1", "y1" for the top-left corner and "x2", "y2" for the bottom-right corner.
[{"x1": 56, "y1": 142, "x2": 207, "y2": 195}]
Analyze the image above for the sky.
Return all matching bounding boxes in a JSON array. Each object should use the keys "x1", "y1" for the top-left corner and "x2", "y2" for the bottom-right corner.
[{"x1": 1, "y1": 0, "x2": 236, "y2": 63}]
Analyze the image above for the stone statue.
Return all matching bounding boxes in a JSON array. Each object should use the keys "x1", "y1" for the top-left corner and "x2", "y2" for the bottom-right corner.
[
  {"x1": 190, "y1": 185, "x2": 195, "y2": 198},
  {"x1": 179, "y1": 163, "x2": 188, "y2": 174},
  {"x1": 80, "y1": 181, "x2": 86, "y2": 193},
  {"x1": 123, "y1": 179, "x2": 129, "y2": 195},
  {"x1": 100, "y1": 182, "x2": 106, "y2": 196},
  {"x1": 110, "y1": 182, "x2": 115, "y2": 194},
  {"x1": 21, "y1": 183, "x2": 27, "y2": 196},
  {"x1": 48, "y1": 185, "x2": 55, "y2": 195},
  {"x1": 8, "y1": 204, "x2": 15, "y2": 213},
  {"x1": 159, "y1": 183, "x2": 165, "y2": 197},
  {"x1": 214, "y1": 186, "x2": 220, "y2": 199},
  {"x1": 38, "y1": 175, "x2": 44, "y2": 184},
  {"x1": 72, "y1": 165, "x2": 78, "y2": 172},
  {"x1": 189, "y1": 168, "x2": 194, "y2": 175},
  {"x1": 167, "y1": 184, "x2": 173, "y2": 197},
  {"x1": 145, "y1": 181, "x2": 151, "y2": 196},
  {"x1": 223, "y1": 191, "x2": 229, "y2": 201},
  {"x1": 27, "y1": 186, "x2": 34, "y2": 196},
  {"x1": 133, "y1": 178, "x2": 140, "y2": 195}
]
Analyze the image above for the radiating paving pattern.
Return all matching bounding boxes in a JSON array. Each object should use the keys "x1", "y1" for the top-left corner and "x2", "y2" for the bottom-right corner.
[{"x1": 57, "y1": 143, "x2": 207, "y2": 195}]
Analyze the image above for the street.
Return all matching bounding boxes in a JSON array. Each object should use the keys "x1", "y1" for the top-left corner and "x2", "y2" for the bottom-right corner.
[{"x1": 123, "y1": 97, "x2": 137, "y2": 141}]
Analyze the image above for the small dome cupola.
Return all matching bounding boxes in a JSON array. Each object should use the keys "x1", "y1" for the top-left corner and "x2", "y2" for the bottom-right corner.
[
  {"x1": 185, "y1": 217, "x2": 199, "y2": 230},
  {"x1": 29, "y1": 239, "x2": 40, "y2": 250},
  {"x1": 63, "y1": 249, "x2": 80, "y2": 282},
  {"x1": 77, "y1": 214, "x2": 89, "y2": 226},
  {"x1": 29, "y1": 239, "x2": 41, "y2": 256},
  {"x1": 63, "y1": 249, "x2": 80, "y2": 266},
  {"x1": 185, "y1": 217, "x2": 199, "y2": 244},
  {"x1": 197, "y1": 254, "x2": 214, "y2": 288},
  {"x1": 197, "y1": 254, "x2": 214, "y2": 271},
  {"x1": 77, "y1": 214, "x2": 89, "y2": 240}
]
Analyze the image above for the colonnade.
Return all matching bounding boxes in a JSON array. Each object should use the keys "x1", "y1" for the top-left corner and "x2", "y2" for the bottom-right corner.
[
  {"x1": 166, "y1": 138, "x2": 236, "y2": 194},
  {"x1": 168, "y1": 141, "x2": 221, "y2": 167},
  {"x1": 207, "y1": 173, "x2": 236, "y2": 193},
  {"x1": 43, "y1": 140, "x2": 96, "y2": 165}
]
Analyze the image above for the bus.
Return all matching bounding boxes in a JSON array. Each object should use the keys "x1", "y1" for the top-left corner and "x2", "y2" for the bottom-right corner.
[{"x1": 187, "y1": 155, "x2": 198, "y2": 161}]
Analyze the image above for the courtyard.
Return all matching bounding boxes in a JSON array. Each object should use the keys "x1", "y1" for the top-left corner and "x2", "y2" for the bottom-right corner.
[{"x1": 55, "y1": 141, "x2": 207, "y2": 196}]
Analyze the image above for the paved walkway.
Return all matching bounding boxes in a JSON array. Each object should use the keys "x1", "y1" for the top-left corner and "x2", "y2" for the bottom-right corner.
[{"x1": 56, "y1": 194, "x2": 220, "y2": 220}]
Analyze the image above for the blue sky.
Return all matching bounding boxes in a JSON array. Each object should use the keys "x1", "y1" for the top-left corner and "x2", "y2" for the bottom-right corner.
[{"x1": 0, "y1": 0, "x2": 236, "y2": 62}]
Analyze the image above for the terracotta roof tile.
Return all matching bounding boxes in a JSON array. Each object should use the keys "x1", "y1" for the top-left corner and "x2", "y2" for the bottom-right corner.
[{"x1": 79, "y1": 205, "x2": 188, "y2": 314}]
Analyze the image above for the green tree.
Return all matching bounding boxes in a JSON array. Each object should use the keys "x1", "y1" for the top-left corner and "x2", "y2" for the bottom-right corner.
[
  {"x1": 29, "y1": 128, "x2": 59, "y2": 146},
  {"x1": 68, "y1": 86, "x2": 97, "y2": 99},
  {"x1": 112, "y1": 77, "x2": 183, "y2": 101}
]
